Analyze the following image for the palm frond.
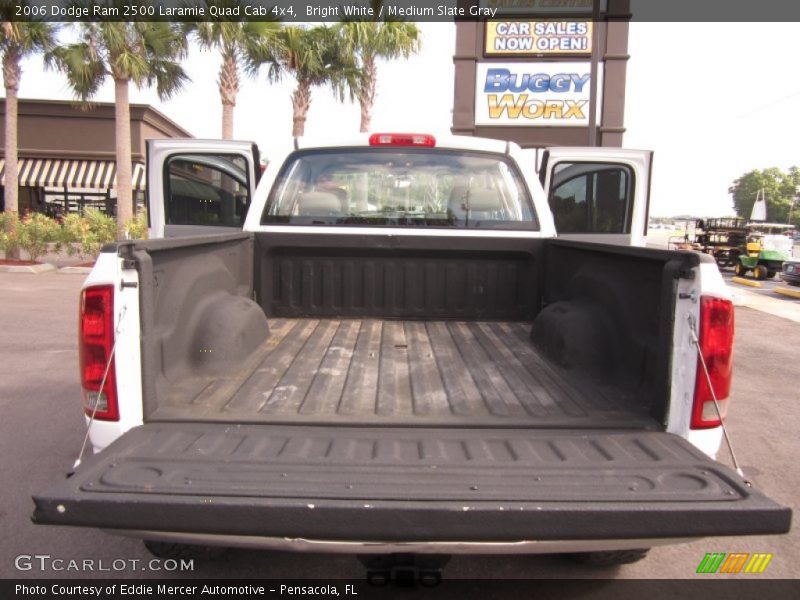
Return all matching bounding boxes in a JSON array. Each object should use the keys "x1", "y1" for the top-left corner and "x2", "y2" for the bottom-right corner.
[
  {"x1": 46, "y1": 20, "x2": 189, "y2": 101},
  {"x1": 47, "y1": 42, "x2": 106, "y2": 102},
  {"x1": 0, "y1": 19, "x2": 60, "y2": 56},
  {"x1": 148, "y1": 58, "x2": 189, "y2": 100},
  {"x1": 112, "y1": 50, "x2": 150, "y2": 84},
  {"x1": 100, "y1": 22, "x2": 130, "y2": 59}
]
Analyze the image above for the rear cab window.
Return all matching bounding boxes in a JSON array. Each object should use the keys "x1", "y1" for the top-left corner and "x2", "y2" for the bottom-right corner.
[{"x1": 261, "y1": 148, "x2": 539, "y2": 230}]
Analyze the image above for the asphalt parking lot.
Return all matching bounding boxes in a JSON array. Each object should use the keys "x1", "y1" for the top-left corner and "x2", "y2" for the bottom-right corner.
[
  {"x1": 0, "y1": 271, "x2": 797, "y2": 583},
  {"x1": 722, "y1": 269, "x2": 800, "y2": 302}
]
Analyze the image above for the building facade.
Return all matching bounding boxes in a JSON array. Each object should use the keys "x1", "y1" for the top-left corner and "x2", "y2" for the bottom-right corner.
[{"x1": 0, "y1": 99, "x2": 192, "y2": 217}]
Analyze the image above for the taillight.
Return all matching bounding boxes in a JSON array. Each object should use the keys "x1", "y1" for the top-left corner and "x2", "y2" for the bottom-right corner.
[
  {"x1": 79, "y1": 285, "x2": 119, "y2": 421},
  {"x1": 691, "y1": 296, "x2": 734, "y2": 429},
  {"x1": 368, "y1": 133, "x2": 436, "y2": 147}
]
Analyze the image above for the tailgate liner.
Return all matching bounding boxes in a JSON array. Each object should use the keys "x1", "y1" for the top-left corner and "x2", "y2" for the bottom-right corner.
[{"x1": 33, "y1": 424, "x2": 791, "y2": 541}]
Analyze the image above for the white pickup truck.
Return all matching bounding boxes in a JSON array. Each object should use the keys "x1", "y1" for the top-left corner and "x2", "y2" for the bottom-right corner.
[{"x1": 33, "y1": 133, "x2": 790, "y2": 570}]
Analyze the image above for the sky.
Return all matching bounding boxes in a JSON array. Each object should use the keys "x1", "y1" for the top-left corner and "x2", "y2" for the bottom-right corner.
[{"x1": 8, "y1": 22, "x2": 800, "y2": 218}]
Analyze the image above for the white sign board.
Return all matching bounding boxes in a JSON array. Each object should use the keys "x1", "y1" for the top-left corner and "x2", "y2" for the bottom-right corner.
[
  {"x1": 485, "y1": 21, "x2": 593, "y2": 56},
  {"x1": 474, "y1": 62, "x2": 598, "y2": 127}
]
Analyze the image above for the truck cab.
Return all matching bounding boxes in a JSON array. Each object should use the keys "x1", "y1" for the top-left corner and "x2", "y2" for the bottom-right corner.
[{"x1": 146, "y1": 135, "x2": 651, "y2": 247}]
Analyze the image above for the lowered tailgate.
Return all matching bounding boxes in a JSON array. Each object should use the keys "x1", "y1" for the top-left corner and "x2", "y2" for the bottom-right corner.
[{"x1": 33, "y1": 424, "x2": 790, "y2": 541}]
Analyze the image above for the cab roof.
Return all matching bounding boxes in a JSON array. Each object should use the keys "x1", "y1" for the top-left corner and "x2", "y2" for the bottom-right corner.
[{"x1": 294, "y1": 133, "x2": 519, "y2": 155}]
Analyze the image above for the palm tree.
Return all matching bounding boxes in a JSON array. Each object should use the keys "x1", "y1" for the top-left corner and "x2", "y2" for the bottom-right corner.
[
  {"x1": 48, "y1": 19, "x2": 188, "y2": 237},
  {"x1": 1, "y1": 19, "x2": 58, "y2": 258},
  {"x1": 264, "y1": 25, "x2": 358, "y2": 137},
  {"x1": 189, "y1": 3, "x2": 280, "y2": 139},
  {"x1": 341, "y1": 5, "x2": 420, "y2": 132}
]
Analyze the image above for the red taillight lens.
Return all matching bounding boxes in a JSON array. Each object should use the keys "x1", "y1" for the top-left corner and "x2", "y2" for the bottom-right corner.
[
  {"x1": 369, "y1": 133, "x2": 436, "y2": 147},
  {"x1": 691, "y1": 296, "x2": 734, "y2": 429},
  {"x1": 79, "y1": 285, "x2": 119, "y2": 421}
]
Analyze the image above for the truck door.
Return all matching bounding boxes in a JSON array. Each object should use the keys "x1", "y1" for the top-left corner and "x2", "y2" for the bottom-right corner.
[
  {"x1": 146, "y1": 139, "x2": 259, "y2": 238},
  {"x1": 541, "y1": 147, "x2": 652, "y2": 246}
]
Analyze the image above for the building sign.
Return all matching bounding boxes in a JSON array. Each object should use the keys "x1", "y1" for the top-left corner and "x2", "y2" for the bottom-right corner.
[
  {"x1": 474, "y1": 62, "x2": 597, "y2": 127},
  {"x1": 479, "y1": 0, "x2": 607, "y2": 16},
  {"x1": 485, "y1": 21, "x2": 592, "y2": 55}
]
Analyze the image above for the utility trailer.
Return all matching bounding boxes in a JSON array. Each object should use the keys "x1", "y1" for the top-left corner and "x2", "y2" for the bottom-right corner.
[{"x1": 669, "y1": 218, "x2": 748, "y2": 269}]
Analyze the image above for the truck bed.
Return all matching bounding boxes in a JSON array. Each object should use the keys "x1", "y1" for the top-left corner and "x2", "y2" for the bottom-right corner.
[
  {"x1": 151, "y1": 318, "x2": 657, "y2": 429},
  {"x1": 133, "y1": 233, "x2": 696, "y2": 429}
]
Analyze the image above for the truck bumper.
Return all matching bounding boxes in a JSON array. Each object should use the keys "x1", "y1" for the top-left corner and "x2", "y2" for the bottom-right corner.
[{"x1": 110, "y1": 530, "x2": 693, "y2": 554}]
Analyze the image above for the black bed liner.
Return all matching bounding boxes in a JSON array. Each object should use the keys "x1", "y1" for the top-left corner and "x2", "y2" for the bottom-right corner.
[{"x1": 33, "y1": 423, "x2": 791, "y2": 541}]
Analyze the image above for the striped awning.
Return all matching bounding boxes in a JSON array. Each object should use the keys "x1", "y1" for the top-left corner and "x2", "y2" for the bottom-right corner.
[{"x1": 0, "y1": 158, "x2": 146, "y2": 190}]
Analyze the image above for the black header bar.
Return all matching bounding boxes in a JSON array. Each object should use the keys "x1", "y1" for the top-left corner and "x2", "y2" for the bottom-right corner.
[{"x1": 5, "y1": 0, "x2": 800, "y2": 23}]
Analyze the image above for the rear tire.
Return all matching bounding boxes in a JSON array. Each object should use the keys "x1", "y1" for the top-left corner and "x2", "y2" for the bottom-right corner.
[
  {"x1": 754, "y1": 265, "x2": 768, "y2": 280},
  {"x1": 714, "y1": 252, "x2": 731, "y2": 268},
  {"x1": 569, "y1": 548, "x2": 650, "y2": 566},
  {"x1": 143, "y1": 540, "x2": 227, "y2": 561}
]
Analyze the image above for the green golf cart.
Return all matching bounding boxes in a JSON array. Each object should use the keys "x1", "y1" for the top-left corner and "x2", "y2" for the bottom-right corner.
[{"x1": 734, "y1": 223, "x2": 795, "y2": 280}]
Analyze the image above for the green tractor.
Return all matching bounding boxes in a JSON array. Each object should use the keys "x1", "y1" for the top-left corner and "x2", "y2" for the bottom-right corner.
[{"x1": 734, "y1": 223, "x2": 795, "y2": 280}]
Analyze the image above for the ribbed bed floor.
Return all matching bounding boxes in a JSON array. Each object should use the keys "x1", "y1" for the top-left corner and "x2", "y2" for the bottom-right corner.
[{"x1": 151, "y1": 318, "x2": 657, "y2": 428}]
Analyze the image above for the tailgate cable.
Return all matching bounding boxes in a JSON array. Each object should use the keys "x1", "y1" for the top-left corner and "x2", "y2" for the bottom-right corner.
[
  {"x1": 72, "y1": 304, "x2": 126, "y2": 471},
  {"x1": 688, "y1": 313, "x2": 751, "y2": 486}
]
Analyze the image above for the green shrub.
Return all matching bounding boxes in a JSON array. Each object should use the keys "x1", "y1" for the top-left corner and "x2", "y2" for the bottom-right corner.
[
  {"x1": 0, "y1": 212, "x2": 21, "y2": 259},
  {"x1": 125, "y1": 209, "x2": 148, "y2": 240},
  {"x1": 18, "y1": 213, "x2": 60, "y2": 262},
  {"x1": 57, "y1": 213, "x2": 91, "y2": 258},
  {"x1": 81, "y1": 208, "x2": 117, "y2": 257}
]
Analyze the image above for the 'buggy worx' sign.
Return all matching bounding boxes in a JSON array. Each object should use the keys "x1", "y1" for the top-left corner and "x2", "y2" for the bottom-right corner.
[{"x1": 474, "y1": 62, "x2": 597, "y2": 127}]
